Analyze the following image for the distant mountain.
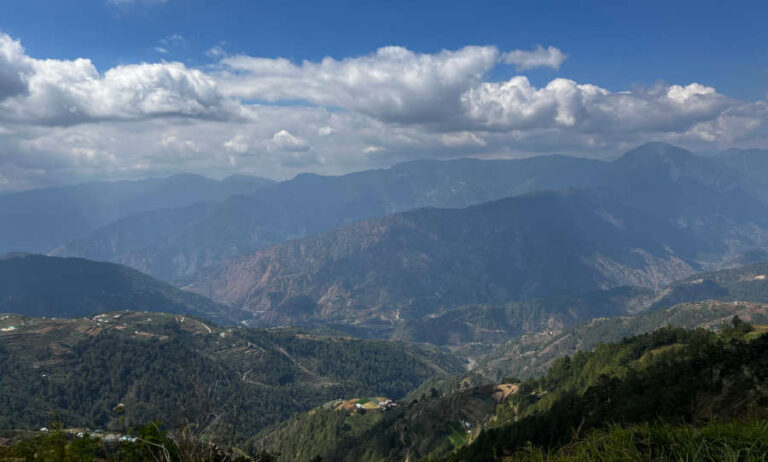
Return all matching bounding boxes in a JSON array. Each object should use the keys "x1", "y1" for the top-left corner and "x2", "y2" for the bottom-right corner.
[
  {"x1": 0, "y1": 254, "x2": 243, "y2": 324},
  {"x1": 475, "y1": 299, "x2": 768, "y2": 381},
  {"x1": 715, "y1": 147, "x2": 768, "y2": 184},
  {"x1": 604, "y1": 142, "x2": 768, "y2": 255},
  {"x1": 186, "y1": 142, "x2": 768, "y2": 329},
  {"x1": 0, "y1": 173, "x2": 273, "y2": 254},
  {"x1": 392, "y1": 262, "x2": 768, "y2": 345},
  {"x1": 390, "y1": 286, "x2": 656, "y2": 345},
  {"x1": 191, "y1": 189, "x2": 699, "y2": 326},
  {"x1": 53, "y1": 155, "x2": 608, "y2": 281},
  {"x1": 650, "y1": 261, "x2": 768, "y2": 309},
  {"x1": 0, "y1": 311, "x2": 462, "y2": 439}
]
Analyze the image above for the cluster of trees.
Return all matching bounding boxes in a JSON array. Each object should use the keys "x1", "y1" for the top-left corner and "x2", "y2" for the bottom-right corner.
[
  {"x1": 502, "y1": 420, "x2": 768, "y2": 461},
  {"x1": 0, "y1": 318, "x2": 460, "y2": 445},
  {"x1": 0, "y1": 421, "x2": 276, "y2": 461},
  {"x1": 453, "y1": 319, "x2": 768, "y2": 460}
]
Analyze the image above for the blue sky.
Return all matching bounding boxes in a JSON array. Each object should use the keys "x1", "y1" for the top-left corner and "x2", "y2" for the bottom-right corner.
[
  {"x1": 5, "y1": 0, "x2": 766, "y2": 99},
  {"x1": 0, "y1": 0, "x2": 767, "y2": 190}
]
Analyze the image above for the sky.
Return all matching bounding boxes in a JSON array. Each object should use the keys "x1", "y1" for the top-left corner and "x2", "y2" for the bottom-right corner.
[{"x1": 0, "y1": 0, "x2": 767, "y2": 190}]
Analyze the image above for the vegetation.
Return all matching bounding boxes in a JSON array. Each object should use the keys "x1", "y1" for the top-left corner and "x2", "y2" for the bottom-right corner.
[
  {"x1": 395, "y1": 262, "x2": 768, "y2": 346},
  {"x1": 254, "y1": 383, "x2": 513, "y2": 461},
  {"x1": 453, "y1": 320, "x2": 768, "y2": 460},
  {"x1": 504, "y1": 420, "x2": 768, "y2": 462},
  {"x1": 474, "y1": 299, "x2": 768, "y2": 380},
  {"x1": 0, "y1": 311, "x2": 462, "y2": 445},
  {"x1": 0, "y1": 421, "x2": 275, "y2": 461},
  {"x1": 391, "y1": 286, "x2": 654, "y2": 345},
  {"x1": 251, "y1": 319, "x2": 768, "y2": 461},
  {"x1": 0, "y1": 254, "x2": 243, "y2": 324}
]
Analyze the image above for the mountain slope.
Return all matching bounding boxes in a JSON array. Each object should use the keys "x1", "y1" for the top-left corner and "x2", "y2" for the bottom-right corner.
[
  {"x1": 604, "y1": 142, "x2": 768, "y2": 257},
  {"x1": 475, "y1": 299, "x2": 768, "y2": 381},
  {"x1": 393, "y1": 262, "x2": 768, "y2": 345},
  {"x1": 54, "y1": 155, "x2": 608, "y2": 281},
  {"x1": 252, "y1": 324, "x2": 768, "y2": 462},
  {"x1": 191, "y1": 189, "x2": 698, "y2": 326},
  {"x1": 188, "y1": 142, "x2": 768, "y2": 329},
  {"x1": 455, "y1": 324, "x2": 768, "y2": 461},
  {"x1": 0, "y1": 311, "x2": 462, "y2": 441},
  {"x1": 390, "y1": 286, "x2": 656, "y2": 345},
  {"x1": 55, "y1": 143, "x2": 768, "y2": 284},
  {"x1": 0, "y1": 254, "x2": 243, "y2": 324},
  {"x1": 0, "y1": 173, "x2": 273, "y2": 254}
]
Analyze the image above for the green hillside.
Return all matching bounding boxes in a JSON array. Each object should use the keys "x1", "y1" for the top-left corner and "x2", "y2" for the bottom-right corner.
[
  {"x1": 474, "y1": 299, "x2": 768, "y2": 381},
  {"x1": 0, "y1": 253, "x2": 244, "y2": 324},
  {"x1": 454, "y1": 322, "x2": 768, "y2": 460},
  {"x1": 0, "y1": 311, "x2": 462, "y2": 443},
  {"x1": 248, "y1": 321, "x2": 768, "y2": 461}
]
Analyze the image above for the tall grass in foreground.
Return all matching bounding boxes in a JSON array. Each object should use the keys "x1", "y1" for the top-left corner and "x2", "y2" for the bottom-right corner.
[{"x1": 506, "y1": 420, "x2": 768, "y2": 461}]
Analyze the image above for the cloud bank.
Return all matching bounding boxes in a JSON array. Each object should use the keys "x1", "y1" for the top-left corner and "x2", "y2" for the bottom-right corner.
[{"x1": 0, "y1": 32, "x2": 766, "y2": 190}]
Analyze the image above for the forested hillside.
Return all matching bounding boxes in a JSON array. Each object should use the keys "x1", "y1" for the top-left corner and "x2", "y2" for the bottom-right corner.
[
  {"x1": 0, "y1": 253, "x2": 243, "y2": 324},
  {"x1": 455, "y1": 322, "x2": 768, "y2": 460},
  {"x1": 253, "y1": 322, "x2": 768, "y2": 461},
  {"x1": 0, "y1": 311, "x2": 462, "y2": 442}
]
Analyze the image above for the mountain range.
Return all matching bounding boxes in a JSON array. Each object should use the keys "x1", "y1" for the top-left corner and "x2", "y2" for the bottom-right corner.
[
  {"x1": 3, "y1": 142, "x2": 768, "y2": 336},
  {"x1": 4, "y1": 142, "x2": 768, "y2": 460},
  {"x1": 0, "y1": 173, "x2": 273, "y2": 255},
  {"x1": 186, "y1": 143, "x2": 768, "y2": 330},
  {"x1": 52, "y1": 155, "x2": 607, "y2": 281},
  {"x1": 0, "y1": 253, "x2": 243, "y2": 324},
  {"x1": 47, "y1": 142, "x2": 768, "y2": 287}
]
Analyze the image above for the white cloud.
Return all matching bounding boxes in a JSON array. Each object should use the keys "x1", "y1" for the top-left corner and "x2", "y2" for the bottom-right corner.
[
  {"x1": 501, "y1": 45, "x2": 567, "y2": 71},
  {"x1": 154, "y1": 46, "x2": 168, "y2": 54},
  {"x1": 2, "y1": 31, "x2": 768, "y2": 191},
  {"x1": 461, "y1": 77, "x2": 729, "y2": 133},
  {"x1": 363, "y1": 145, "x2": 383, "y2": 153},
  {"x1": 0, "y1": 34, "x2": 234, "y2": 125},
  {"x1": 206, "y1": 46, "x2": 227, "y2": 59},
  {"x1": 0, "y1": 33, "x2": 33, "y2": 101},
  {"x1": 216, "y1": 45, "x2": 500, "y2": 123},
  {"x1": 269, "y1": 129, "x2": 310, "y2": 152},
  {"x1": 441, "y1": 131, "x2": 487, "y2": 147},
  {"x1": 317, "y1": 126, "x2": 334, "y2": 136}
]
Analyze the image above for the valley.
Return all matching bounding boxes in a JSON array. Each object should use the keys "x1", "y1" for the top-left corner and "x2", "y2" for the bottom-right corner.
[{"x1": 3, "y1": 143, "x2": 768, "y2": 460}]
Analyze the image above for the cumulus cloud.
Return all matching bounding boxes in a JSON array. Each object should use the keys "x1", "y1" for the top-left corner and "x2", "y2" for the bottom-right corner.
[
  {"x1": 461, "y1": 77, "x2": 729, "y2": 133},
  {"x1": 501, "y1": 45, "x2": 567, "y2": 71},
  {"x1": 0, "y1": 34, "x2": 33, "y2": 101},
  {"x1": 2, "y1": 31, "x2": 768, "y2": 191},
  {"x1": 216, "y1": 45, "x2": 499, "y2": 123},
  {"x1": 269, "y1": 130, "x2": 310, "y2": 152},
  {"x1": 0, "y1": 34, "x2": 235, "y2": 125}
]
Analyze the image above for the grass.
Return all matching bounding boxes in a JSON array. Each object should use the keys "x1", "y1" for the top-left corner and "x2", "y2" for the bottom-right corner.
[
  {"x1": 446, "y1": 422, "x2": 468, "y2": 448},
  {"x1": 504, "y1": 420, "x2": 768, "y2": 461},
  {"x1": 746, "y1": 324, "x2": 768, "y2": 340}
]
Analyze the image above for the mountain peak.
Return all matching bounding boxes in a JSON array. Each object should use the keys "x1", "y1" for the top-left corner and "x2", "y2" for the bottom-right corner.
[{"x1": 616, "y1": 142, "x2": 696, "y2": 164}]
